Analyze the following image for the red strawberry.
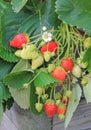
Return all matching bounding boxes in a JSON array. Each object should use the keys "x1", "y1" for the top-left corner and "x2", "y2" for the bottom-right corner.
[
  {"x1": 47, "y1": 42, "x2": 58, "y2": 52},
  {"x1": 61, "y1": 96, "x2": 69, "y2": 105},
  {"x1": 56, "y1": 104, "x2": 66, "y2": 115},
  {"x1": 52, "y1": 67, "x2": 67, "y2": 82},
  {"x1": 10, "y1": 33, "x2": 29, "y2": 49},
  {"x1": 40, "y1": 41, "x2": 58, "y2": 54},
  {"x1": 44, "y1": 101, "x2": 57, "y2": 118},
  {"x1": 61, "y1": 58, "x2": 74, "y2": 72},
  {"x1": 40, "y1": 44, "x2": 47, "y2": 54}
]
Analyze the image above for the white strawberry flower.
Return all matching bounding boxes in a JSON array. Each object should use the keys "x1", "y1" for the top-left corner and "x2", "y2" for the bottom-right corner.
[{"x1": 42, "y1": 31, "x2": 52, "y2": 42}]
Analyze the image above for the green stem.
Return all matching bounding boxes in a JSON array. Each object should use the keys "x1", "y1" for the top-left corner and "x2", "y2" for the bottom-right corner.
[
  {"x1": 29, "y1": 34, "x2": 41, "y2": 39},
  {"x1": 31, "y1": 0, "x2": 37, "y2": 10},
  {"x1": 38, "y1": 95, "x2": 41, "y2": 103},
  {"x1": 27, "y1": 71, "x2": 41, "y2": 85},
  {"x1": 50, "y1": 86, "x2": 54, "y2": 100},
  {"x1": 65, "y1": 24, "x2": 70, "y2": 57},
  {"x1": 38, "y1": 10, "x2": 43, "y2": 35}
]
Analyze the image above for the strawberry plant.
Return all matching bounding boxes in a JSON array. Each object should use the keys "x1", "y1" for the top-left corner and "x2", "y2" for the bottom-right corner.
[{"x1": 0, "y1": 0, "x2": 91, "y2": 129}]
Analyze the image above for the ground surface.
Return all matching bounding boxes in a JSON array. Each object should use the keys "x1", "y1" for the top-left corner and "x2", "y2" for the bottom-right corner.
[{"x1": 0, "y1": 99, "x2": 91, "y2": 130}]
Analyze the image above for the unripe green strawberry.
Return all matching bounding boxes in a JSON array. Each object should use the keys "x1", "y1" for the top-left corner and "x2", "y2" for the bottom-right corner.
[
  {"x1": 26, "y1": 44, "x2": 36, "y2": 52},
  {"x1": 80, "y1": 62, "x2": 88, "y2": 69},
  {"x1": 72, "y1": 65, "x2": 82, "y2": 78},
  {"x1": 21, "y1": 48, "x2": 32, "y2": 59},
  {"x1": 55, "y1": 92, "x2": 61, "y2": 100},
  {"x1": 36, "y1": 87, "x2": 45, "y2": 96},
  {"x1": 31, "y1": 51, "x2": 39, "y2": 60},
  {"x1": 58, "y1": 114, "x2": 65, "y2": 120},
  {"x1": 48, "y1": 64, "x2": 55, "y2": 73},
  {"x1": 84, "y1": 37, "x2": 91, "y2": 48},
  {"x1": 56, "y1": 99, "x2": 61, "y2": 106},
  {"x1": 15, "y1": 50, "x2": 22, "y2": 57},
  {"x1": 81, "y1": 78, "x2": 88, "y2": 86},
  {"x1": 40, "y1": 41, "x2": 45, "y2": 47},
  {"x1": 42, "y1": 94, "x2": 48, "y2": 101},
  {"x1": 77, "y1": 58, "x2": 87, "y2": 69},
  {"x1": 44, "y1": 51, "x2": 51, "y2": 62},
  {"x1": 51, "y1": 52, "x2": 55, "y2": 57},
  {"x1": 31, "y1": 55, "x2": 44, "y2": 70},
  {"x1": 65, "y1": 90, "x2": 72, "y2": 98},
  {"x1": 35, "y1": 103, "x2": 43, "y2": 112}
]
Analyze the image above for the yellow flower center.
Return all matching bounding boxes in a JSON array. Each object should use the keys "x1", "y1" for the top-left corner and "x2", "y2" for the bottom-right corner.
[{"x1": 44, "y1": 34, "x2": 49, "y2": 39}]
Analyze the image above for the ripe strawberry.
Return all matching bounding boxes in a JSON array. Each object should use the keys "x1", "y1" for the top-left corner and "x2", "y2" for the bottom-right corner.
[
  {"x1": 44, "y1": 100, "x2": 57, "y2": 118},
  {"x1": 56, "y1": 104, "x2": 66, "y2": 120},
  {"x1": 56, "y1": 104, "x2": 66, "y2": 115},
  {"x1": 40, "y1": 44, "x2": 47, "y2": 54},
  {"x1": 40, "y1": 41, "x2": 58, "y2": 54},
  {"x1": 52, "y1": 67, "x2": 67, "y2": 82},
  {"x1": 10, "y1": 33, "x2": 29, "y2": 49},
  {"x1": 61, "y1": 58, "x2": 74, "y2": 72},
  {"x1": 61, "y1": 95, "x2": 69, "y2": 105},
  {"x1": 47, "y1": 42, "x2": 58, "y2": 52}
]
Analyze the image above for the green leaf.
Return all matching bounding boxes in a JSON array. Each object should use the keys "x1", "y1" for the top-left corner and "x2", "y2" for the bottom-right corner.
[
  {"x1": 0, "y1": 44, "x2": 19, "y2": 63},
  {"x1": 0, "y1": 1, "x2": 8, "y2": 43},
  {"x1": 55, "y1": 0, "x2": 91, "y2": 34},
  {"x1": 9, "y1": 87, "x2": 30, "y2": 109},
  {"x1": 0, "y1": 82, "x2": 3, "y2": 103},
  {"x1": 0, "y1": 104, "x2": 3, "y2": 122},
  {"x1": 30, "y1": 83, "x2": 43, "y2": 115},
  {"x1": 17, "y1": 0, "x2": 59, "y2": 35},
  {"x1": 83, "y1": 75, "x2": 91, "y2": 103},
  {"x1": 65, "y1": 84, "x2": 82, "y2": 128},
  {"x1": 34, "y1": 70, "x2": 59, "y2": 87},
  {"x1": 82, "y1": 47, "x2": 91, "y2": 73},
  {"x1": 0, "y1": 0, "x2": 8, "y2": 15},
  {"x1": 0, "y1": 59, "x2": 14, "y2": 80},
  {"x1": 3, "y1": 71, "x2": 33, "y2": 89},
  {"x1": 3, "y1": 85, "x2": 11, "y2": 101},
  {"x1": 12, "y1": 59, "x2": 31, "y2": 72},
  {"x1": 11, "y1": 0, "x2": 28, "y2": 13}
]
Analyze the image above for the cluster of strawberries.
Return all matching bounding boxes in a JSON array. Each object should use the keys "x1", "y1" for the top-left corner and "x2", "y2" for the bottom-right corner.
[
  {"x1": 10, "y1": 33, "x2": 85, "y2": 120},
  {"x1": 43, "y1": 58, "x2": 73, "y2": 119}
]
